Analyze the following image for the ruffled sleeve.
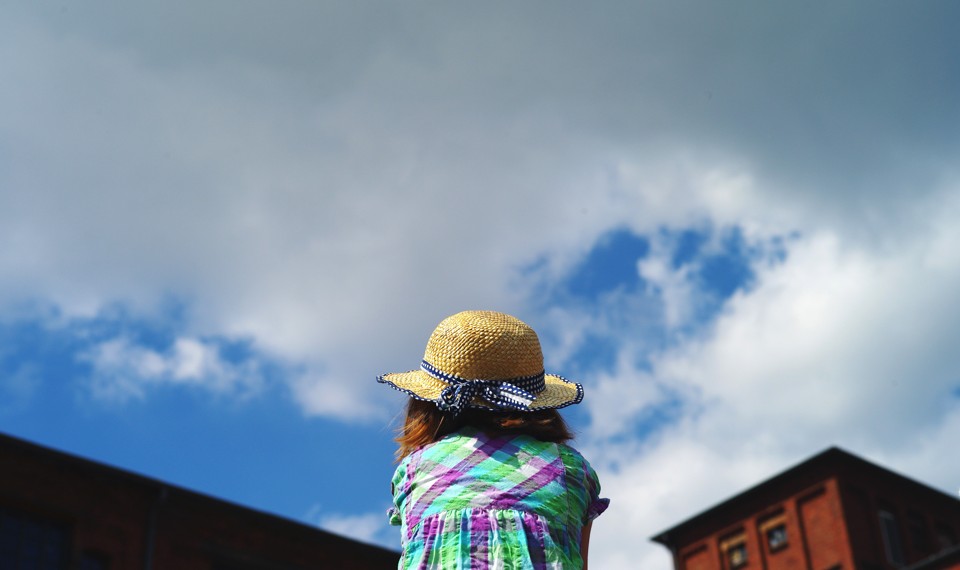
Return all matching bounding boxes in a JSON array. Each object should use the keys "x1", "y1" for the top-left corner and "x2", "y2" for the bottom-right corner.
[
  {"x1": 388, "y1": 456, "x2": 412, "y2": 526},
  {"x1": 559, "y1": 444, "x2": 610, "y2": 525},
  {"x1": 387, "y1": 502, "x2": 402, "y2": 526},
  {"x1": 584, "y1": 459, "x2": 610, "y2": 521}
]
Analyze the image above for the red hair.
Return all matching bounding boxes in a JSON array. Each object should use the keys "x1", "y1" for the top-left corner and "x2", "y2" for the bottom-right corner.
[{"x1": 395, "y1": 398, "x2": 574, "y2": 460}]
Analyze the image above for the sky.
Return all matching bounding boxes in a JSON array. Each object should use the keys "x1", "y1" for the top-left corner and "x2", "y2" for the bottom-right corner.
[{"x1": 2, "y1": 1, "x2": 960, "y2": 567}]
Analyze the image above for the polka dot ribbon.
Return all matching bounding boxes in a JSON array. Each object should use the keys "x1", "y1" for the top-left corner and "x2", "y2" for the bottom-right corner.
[{"x1": 420, "y1": 360, "x2": 543, "y2": 416}]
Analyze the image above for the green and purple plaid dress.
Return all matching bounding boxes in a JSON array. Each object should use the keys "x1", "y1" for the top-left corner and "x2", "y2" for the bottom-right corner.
[{"x1": 389, "y1": 427, "x2": 608, "y2": 569}]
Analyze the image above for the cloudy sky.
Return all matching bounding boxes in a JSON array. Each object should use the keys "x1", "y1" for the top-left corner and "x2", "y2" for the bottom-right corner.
[{"x1": 3, "y1": 1, "x2": 960, "y2": 567}]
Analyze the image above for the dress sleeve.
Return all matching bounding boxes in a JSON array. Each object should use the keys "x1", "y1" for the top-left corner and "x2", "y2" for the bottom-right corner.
[
  {"x1": 387, "y1": 456, "x2": 411, "y2": 526},
  {"x1": 560, "y1": 445, "x2": 610, "y2": 524},
  {"x1": 583, "y1": 459, "x2": 610, "y2": 522}
]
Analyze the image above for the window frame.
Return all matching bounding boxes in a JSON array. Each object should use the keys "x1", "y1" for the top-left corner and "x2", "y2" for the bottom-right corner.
[
  {"x1": 719, "y1": 531, "x2": 749, "y2": 570},
  {"x1": 878, "y1": 508, "x2": 905, "y2": 567}
]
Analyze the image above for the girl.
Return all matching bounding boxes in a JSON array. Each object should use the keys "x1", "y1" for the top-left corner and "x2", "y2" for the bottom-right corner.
[{"x1": 379, "y1": 310, "x2": 608, "y2": 569}]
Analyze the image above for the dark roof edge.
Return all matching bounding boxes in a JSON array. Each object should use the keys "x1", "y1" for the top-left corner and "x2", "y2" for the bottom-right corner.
[
  {"x1": 0, "y1": 430, "x2": 397, "y2": 555},
  {"x1": 650, "y1": 446, "x2": 959, "y2": 546}
]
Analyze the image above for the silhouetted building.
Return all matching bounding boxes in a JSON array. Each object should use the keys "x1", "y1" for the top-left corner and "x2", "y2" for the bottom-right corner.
[
  {"x1": 652, "y1": 447, "x2": 960, "y2": 570},
  {"x1": 0, "y1": 431, "x2": 398, "y2": 569}
]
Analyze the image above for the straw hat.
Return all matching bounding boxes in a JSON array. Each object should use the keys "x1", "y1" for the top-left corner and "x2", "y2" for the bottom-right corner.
[{"x1": 378, "y1": 310, "x2": 583, "y2": 415}]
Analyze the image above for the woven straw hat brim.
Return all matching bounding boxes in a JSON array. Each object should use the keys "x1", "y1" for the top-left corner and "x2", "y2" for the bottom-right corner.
[{"x1": 377, "y1": 370, "x2": 583, "y2": 411}]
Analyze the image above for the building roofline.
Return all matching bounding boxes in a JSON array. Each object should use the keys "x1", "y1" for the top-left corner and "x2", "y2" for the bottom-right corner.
[
  {"x1": 650, "y1": 446, "x2": 960, "y2": 547},
  {"x1": 0, "y1": 430, "x2": 397, "y2": 555}
]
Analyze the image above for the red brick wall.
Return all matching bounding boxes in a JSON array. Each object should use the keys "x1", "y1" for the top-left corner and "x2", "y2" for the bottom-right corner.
[
  {"x1": 654, "y1": 449, "x2": 960, "y2": 570},
  {"x1": 0, "y1": 434, "x2": 398, "y2": 569},
  {"x1": 797, "y1": 481, "x2": 851, "y2": 570},
  {"x1": 0, "y1": 441, "x2": 153, "y2": 568},
  {"x1": 667, "y1": 479, "x2": 859, "y2": 570},
  {"x1": 759, "y1": 506, "x2": 806, "y2": 570},
  {"x1": 681, "y1": 544, "x2": 715, "y2": 570}
]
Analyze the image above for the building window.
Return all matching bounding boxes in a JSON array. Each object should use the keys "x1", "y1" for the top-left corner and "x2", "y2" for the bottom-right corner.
[
  {"x1": 720, "y1": 532, "x2": 748, "y2": 569},
  {"x1": 759, "y1": 513, "x2": 788, "y2": 552},
  {"x1": 0, "y1": 507, "x2": 69, "y2": 570},
  {"x1": 935, "y1": 522, "x2": 957, "y2": 549},
  {"x1": 879, "y1": 509, "x2": 905, "y2": 567},
  {"x1": 906, "y1": 511, "x2": 931, "y2": 556},
  {"x1": 728, "y1": 543, "x2": 747, "y2": 568},
  {"x1": 766, "y1": 524, "x2": 788, "y2": 551}
]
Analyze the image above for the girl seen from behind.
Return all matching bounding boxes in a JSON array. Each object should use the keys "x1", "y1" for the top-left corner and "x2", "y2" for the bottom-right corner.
[{"x1": 378, "y1": 310, "x2": 609, "y2": 569}]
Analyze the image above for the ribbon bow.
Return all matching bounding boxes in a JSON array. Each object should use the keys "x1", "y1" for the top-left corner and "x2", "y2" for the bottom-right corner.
[
  {"x1": 437, "y1": 379, "x2": 538, "y2": 416},
  {"x1": 421, "y1": 361, "x2": 540, "y2": 416}
]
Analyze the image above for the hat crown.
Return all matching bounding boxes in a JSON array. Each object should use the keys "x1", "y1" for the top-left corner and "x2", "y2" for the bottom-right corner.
[{"x1": 423, "y1": 311, "x2": 544, "y2": 381}]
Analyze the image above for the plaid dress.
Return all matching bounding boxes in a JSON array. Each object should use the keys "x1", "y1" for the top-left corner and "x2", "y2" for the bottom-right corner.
[{"x1": 389, "y1": 427, "x2": 609, "y2": 569}]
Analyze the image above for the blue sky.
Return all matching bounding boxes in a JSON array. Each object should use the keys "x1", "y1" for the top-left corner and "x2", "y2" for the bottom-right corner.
[{"x1": 3, "y1": 2, "x2": 960, "y2": 567}]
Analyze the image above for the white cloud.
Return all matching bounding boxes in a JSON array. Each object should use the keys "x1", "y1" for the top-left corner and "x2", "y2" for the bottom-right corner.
[
  {"x1": 83, "y1": 336, "x2": 263, "y2": 402},
  {"x1": 579, "y1": 186, "x2": 960, "y2": 569},
  {"x1": 4, "y1": 1, "x2": 957, "y2": 421},
  {"x1": 318, "y1": 512, "x2": 390, "y2": 545},
  {"x1": 305, "y1": 504, "x2": 400, "y2": 551},
  {"x1": 638, "y1": 240, "x2": 697, "y2": 330},
  {"x1": 3, "y1": 3, "x2": 960, "y2": 566},
  {"x1": 289, "y1": 369, "x2": 397, "y2": 423},
  {"x1": 583, "y1": 355, "x2": 676, "y2": 442}
]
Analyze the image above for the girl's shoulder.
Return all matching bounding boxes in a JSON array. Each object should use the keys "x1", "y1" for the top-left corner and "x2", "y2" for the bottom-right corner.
[{"x1": 555, "y1": 441, "x2": 593, "y2": 469}]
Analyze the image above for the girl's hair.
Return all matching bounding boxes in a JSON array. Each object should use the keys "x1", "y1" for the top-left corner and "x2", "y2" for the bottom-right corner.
[{"x1": 395, "y1": 398, "x2": 574, "y2": 460}]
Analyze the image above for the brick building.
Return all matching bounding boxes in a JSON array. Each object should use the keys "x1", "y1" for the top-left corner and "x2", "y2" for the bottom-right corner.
[
  {"x1": 0, "y1": 431, "x2": 399, "y2": 569},
  {"x1": 652, "y1": 447, "x2": 960, "y2": 570}
]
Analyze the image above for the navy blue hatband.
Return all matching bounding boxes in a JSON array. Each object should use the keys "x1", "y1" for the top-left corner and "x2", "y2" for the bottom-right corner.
[{"x1": 420, "y1": 360, "x2": 545, "y2": 416}]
